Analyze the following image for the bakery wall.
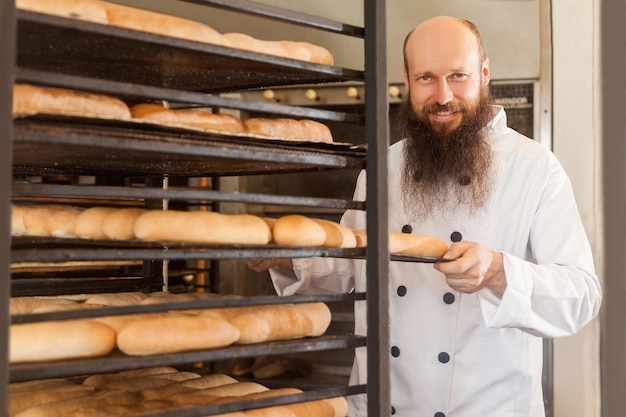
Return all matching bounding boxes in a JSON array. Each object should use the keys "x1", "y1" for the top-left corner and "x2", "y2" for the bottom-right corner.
[{"x1": 105, "y1": 1, "x2": 602, "y2": 417}]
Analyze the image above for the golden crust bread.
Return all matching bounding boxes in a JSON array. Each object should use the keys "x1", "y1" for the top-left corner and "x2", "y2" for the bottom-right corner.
[
  {"x1": 244, "y1": 118, "x2": 333, "y2": 143},
  {"x1": 13, "y1": 84, "x2": 131, "y2": 119},
  {"x1": 130, "y1": 104, "x2": 245, "y2": 134},
  {"x1": 96, "y1": 1, "x2": 229, "y2": 46},
  {"x1": 16, "y1": 0, "x2": 109, "y2": 24}
]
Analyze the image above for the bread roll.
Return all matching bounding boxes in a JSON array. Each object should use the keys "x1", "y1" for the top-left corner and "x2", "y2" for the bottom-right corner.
[
  {"x1": 9, "y1": 384, "x2": 95, "y2": 417},
  {"x1": 286, "y1": 400, "x2": 336, "y2": 417},
  {"x1": 352, "y1": 229, "x2": 367, "y2": 247},
  {"x1": 102, "y1": 207, "x2": 147, "y2": 240},
  {"x1": 11, "y1": 205, "x2": 29, "y2": 236},
  {"x1": 311, "y1": 219, "x2": 357, "y2": 248},
  {"x1": 243, "y1": 118, "x2": 333, "y2": 143},
  {"x1": 389, "y1": 231, "x2": 449, "y2": 258},
  {"x1": 324, "y1": 397, "x2": 349, "y2": 417},
  {"x1": 130, "y1": 104, "x2": 245, "y2": 134},
  {"x1": 10, "y1": 319, "x2": 116, "y2": 363},
  {"x1": 73, "y1": 206, "x2": 117, "y2": 239},
  {"x1": 116, "y1": 313, "x2": 240, "y2": 355},
  {"x1": 272, "y1": 214, "x2": 326, "y2": 247},
  {"x1": 16, "y1": 0, "x2": 109, "y2": 24},
  {"x1": 46, "y1": 206, "x2": 84, "y2": 238},
  {"x1": 224, "y1": 33, "x2": 333, "y2": 65},
  {"x1": 9, "y1": 378, "x2": 73, "y2": 394},
  {"x1": 13, "y1": 84, "x2": 131, "y2": 119},
  {"x1": 295, "y1": 302, "x2": 332, "y2": 336},
  {"x1": 21, "y1": 204, "x2": 78, "y2": 237},
  {"x1": 10, "y1": 296, "x2": 78, "y2": 315},
  {"x1": 84, "y1": 291, "x2": 148, "y2": 306},
  {"x1": 96, "y1": 1, "x2": 228, "y2": 46},
  {"x1": 133, "y1": 210, "x2": 271, "y2": 245},
  {"x1": 64, "y1": 399, "x2": 175, "y2": 417},
  {"x1": 100, "y1": 373, "x2": 198, "y2": 392},
  {"x1": 82, "y1": 366, "x2": 179, "y2": 388},
  {"x1": 169, "y1": 382, "x2": 269, "y2": 405},
  {"x1": 14, "y1": 390, "x2": 138, "y2": 417}
]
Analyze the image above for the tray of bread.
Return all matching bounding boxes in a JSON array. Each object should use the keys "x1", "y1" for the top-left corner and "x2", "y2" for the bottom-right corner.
[{"x1": 16, "y1": 0, "x2": 364, "y2": 93}]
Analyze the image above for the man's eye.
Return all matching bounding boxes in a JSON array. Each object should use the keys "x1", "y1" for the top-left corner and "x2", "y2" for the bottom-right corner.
[{"x1": 418, "y1": 75, "x2": 431, "y2": 81}]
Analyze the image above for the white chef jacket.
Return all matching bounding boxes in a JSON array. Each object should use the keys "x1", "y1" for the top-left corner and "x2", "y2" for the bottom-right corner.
[{"x1": 269, "y1": 106, "x2": 602, "y2": 417}]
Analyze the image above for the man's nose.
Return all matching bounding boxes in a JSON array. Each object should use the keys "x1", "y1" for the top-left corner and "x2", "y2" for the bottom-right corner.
[{"x1": 434, "y1": 80, "x2": 453, "y2": 105}]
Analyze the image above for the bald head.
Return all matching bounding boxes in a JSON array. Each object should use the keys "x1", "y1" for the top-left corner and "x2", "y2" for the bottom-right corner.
[{"x1": 403, "y1": 16, "x2": 486, "y2": 72}]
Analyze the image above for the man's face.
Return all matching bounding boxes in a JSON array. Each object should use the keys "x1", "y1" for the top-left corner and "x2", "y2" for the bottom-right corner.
[{"x1": 403, "y1": 24, "x2": 490, "y2": 135}]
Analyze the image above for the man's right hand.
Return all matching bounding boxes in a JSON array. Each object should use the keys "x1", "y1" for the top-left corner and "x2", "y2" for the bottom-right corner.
[{"x1": 244, "y1": 259, "x2": 293, "y2": 272}]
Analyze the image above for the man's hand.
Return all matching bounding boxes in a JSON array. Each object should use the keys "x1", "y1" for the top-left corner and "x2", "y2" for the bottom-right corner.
[
  {"x1": 244, "y1": 258, "x2": 293, "y2": 273},
  {"x1": 433, "y1": 241, "x2": 506, "y2": 296}
]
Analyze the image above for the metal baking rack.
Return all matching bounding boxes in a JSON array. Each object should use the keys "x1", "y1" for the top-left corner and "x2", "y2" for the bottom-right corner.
[{"x1": 1, "y1": 1, "x2": 389, "y2": 416}]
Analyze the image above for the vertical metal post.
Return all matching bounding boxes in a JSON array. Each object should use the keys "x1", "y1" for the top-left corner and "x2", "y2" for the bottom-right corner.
[
  {"x1": 364, "y1": 0, "x2": 389, "y2": 416},
  {"x1": 0, "y1": 1, "x2": 15, "y2": 416}
]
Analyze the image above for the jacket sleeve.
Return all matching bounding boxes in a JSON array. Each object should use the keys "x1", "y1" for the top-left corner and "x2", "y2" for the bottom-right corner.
[{"x1": 477, "y1": 163, "x2": 602, "y2": 337}]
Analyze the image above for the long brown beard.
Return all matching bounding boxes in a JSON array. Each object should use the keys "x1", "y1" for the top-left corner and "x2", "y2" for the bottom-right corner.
[{"x1": 399, "y1": 88, "x2": 495, "y2": 221}]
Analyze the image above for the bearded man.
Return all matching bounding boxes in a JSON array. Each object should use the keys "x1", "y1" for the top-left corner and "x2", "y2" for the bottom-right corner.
[{"x1": 248, "y1": 16, "x2": 601, "y2": 417}]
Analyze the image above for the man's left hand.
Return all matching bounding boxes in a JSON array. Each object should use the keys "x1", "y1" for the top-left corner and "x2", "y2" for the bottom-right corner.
[{"x1": 434, "y1": 241, "x2": 507, "y2": 296}]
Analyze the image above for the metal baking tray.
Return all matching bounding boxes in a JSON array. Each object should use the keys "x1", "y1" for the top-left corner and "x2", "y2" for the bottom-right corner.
[
  {"x1": 12, "y1": 117, "x2": 366, "y2": 177},
  {"x1": 17, "y1": 11, "x2": 364, "y2": 94},
  {"x1": 9, "y1": 334, "x2": 367, "y2": 383}
]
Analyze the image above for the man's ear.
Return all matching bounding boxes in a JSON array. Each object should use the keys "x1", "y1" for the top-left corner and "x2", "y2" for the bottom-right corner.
[
  {"x1": 403, "y1": 66, "x2": 409, "y2": 91},
  {"x1": 482, "y1": 58, "x2": 491, "y2": 86}
]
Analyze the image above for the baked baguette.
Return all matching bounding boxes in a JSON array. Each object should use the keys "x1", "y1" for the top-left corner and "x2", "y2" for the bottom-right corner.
[
  {"x1": 10, "y1": 319, "x2": 116, "y2": 363},
  {"x1": 14, "y1": 390, "x2": 138, "y2": 417},
  {"x1": 10, "y1": 205, "x2": 29, "y2": 236},
  {"x1": 101, "y1": 207, "x2": 147, "y2": 240},
  {"x1": 21, "y1": 204, "x2": 79, "y2": 237},
  {"x1": 311, "y1": 219, "x2": 357, "y2": 248},
  {"x1": 16, "y1": 0, "x2": 109, "y2": 24},
  {"x1": 224, "y1": 32, "x2": 333, "y2": 65},
  {"x1": 133, "y1": 210, "x2": 271, "y2": 245},
  {"x1": 96, "y1": 1, "x2": 228, "y2": 46},
  {"x1": 63, "y1": 399, "x2": 175, "y2": 417},
  {"x1": 82, "y1": 366, "x2": 179, "y2": 388},
  {"x1": 9, "y1": 384, "x2": 95, "y2": 417},
  {"x1": 389, "y1": 231, "x2": 449, "y2": 258},
  {"x1": 9, "y1": 296, "x2": 78, "y2": 315},
  {"x1": 244, "y1": 118, "x2": 333, "y2": 143},
  {"x1": 116, "y1": 313, "x2": 240, "y2": 355},
  {"x1": 73, "y1": 206, "x2": 117, "y2": 240},
  {"x1": 130, "y1": 103, "x2": 245, "y2": 134},
  {"x1": 271, "y1": 214, "x2": 326, "y2": 247},
  {"x1": 13, "y1": 83, "x2": 131, "y2": 119}
]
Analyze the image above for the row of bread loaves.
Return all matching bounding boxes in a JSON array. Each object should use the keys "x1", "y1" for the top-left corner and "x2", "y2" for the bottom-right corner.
[{"x1": 16, "y1": 0, "x2": 334, "y2": 65}]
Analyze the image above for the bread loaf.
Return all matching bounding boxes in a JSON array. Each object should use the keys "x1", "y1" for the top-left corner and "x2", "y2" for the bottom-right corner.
[
  {"x1": 13, "y1": 84, "x2": 131, "y2": 119},
  {"x1": 21, "y1": 204, "x2": 78, "y2": 237},
  {"x1": 133, "y1": 210, "x2": 271, "y2": 245},
  {"x1": 244, "y1": 118, "x2": 333, "y2": 143},
  {"x1": 116, "y1": 313, "x2": 240, "y2": 355},
  {"x1": 14, "y1": 390, "x2": 138, "y2": 417},
  {"x1": 9, "y1": 384, "x2": 95, "y2": 417},
  {"x1": 96, "y1": 1, "x2": 228, "y2": 46},
  {"x1": 101, "y1": 207, "x2": 147, "y2": 240},
  {"x1": 169, "y1": 382, "x2": 269, "y2": 405},
  {"x1": 311, "y1": 219, "x2": 357, "y2": 248},
  {"x1": 73, "y1": 206, "x2": 117, "y2": 239},
  {"x1": 10, "y1": 296, "x2": 78, "y2": 315},
  {"x1": 84, "y1": 291, "x2": 148, "y2": 306},
  {"x1": 100, "y1": 373, "x2": 198, "y2": 392},
  {"x1": 224, "y1": 33, "x2": 333, "y2": 65},
  {"x1": 64, "y1": 399, "x2": 175, "y2": 417},
  {"x1": 389, "y1": 231, "x2": 449, "y2": 258},
  {"x1": 46, "y1": 206, "x2": 84, "y2": 238},
  {"x1": 82, "y1": 366, "x2": 179, "y2": 388},
  {"x1": 272, "y1": 214, "x2": 326, "y2": 247},
  {"x1": 9, "y1": 378, "x2": 73, "y2": 394},
  {"x1": 11, "y1": 205, "x2": 29, "y2": 236},
  {"x1": 130, "y1": 104, "x2": 245, "y2": 134},
  {"x1": 10, "y1": 319, "x2": 116, "y2": 363},
  {"x1": 138, "y1": 373, "x2": 237, "y2": 400},
  {"x1": 16, "y1": 0, "x2": 109, "y2": 24}
]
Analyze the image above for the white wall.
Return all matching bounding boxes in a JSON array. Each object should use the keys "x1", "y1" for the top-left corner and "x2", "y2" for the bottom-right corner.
[{"x1": 551, "y1": 0, "x2": 602, "y2": 416}]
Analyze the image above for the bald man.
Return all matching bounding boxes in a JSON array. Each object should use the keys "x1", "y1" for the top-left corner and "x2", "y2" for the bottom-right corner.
[{"x1": 252, "y1": 16, "x2": 601, "y2": 417}]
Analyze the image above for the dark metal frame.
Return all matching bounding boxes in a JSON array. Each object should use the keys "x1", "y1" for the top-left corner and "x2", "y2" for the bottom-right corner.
[{"x1": 1, "y1": 1, "x2": 389, "y2": 416}]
